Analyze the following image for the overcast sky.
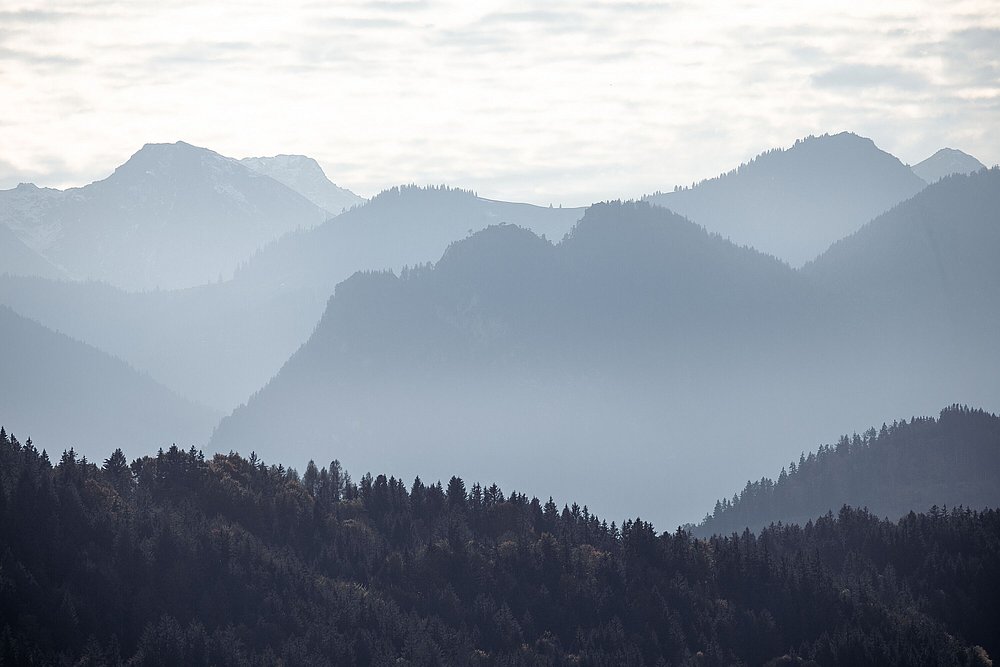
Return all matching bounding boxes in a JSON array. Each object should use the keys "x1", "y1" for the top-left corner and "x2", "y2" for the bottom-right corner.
[{"x1": 1, "y1": 0, "x2": 997, "y2": 205}]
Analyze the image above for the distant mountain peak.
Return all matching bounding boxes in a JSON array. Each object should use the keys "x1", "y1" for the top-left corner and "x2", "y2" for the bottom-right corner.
[
  {"x1": 911, "y1": 147, "x2": 985, "y2": 183},
  {"x1": 643, "y1": 132, "x2": 926, "y2": 266},
  {"x1": 132, "y1": 139, "x2": 211, "y2": 156},
  {"x1": 0, "y1": 141, "x2": 330, "y2": 290},
  {"x1": 112, "y1": 140, "x2": 230, "y2": 180}
]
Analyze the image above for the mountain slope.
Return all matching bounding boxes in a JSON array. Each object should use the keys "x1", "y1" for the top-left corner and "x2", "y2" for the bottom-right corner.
[
  {"x1": 0, "y1": 142, "x2": 329, "y2": 290},
  {"x1": 240, "y1": 154, "x2": 365, "y2": 214},
  {"x1": 644, "y1": 132, "x2": 927, "y2": 266},
  {"x1": 0, "y1": 222, "x2": 64, "y2": 279},
  {"x1": 803, "y1": 168, "x2": 1000, "y2": 352},
  {"x1": 233, "y1": 184, "x2": 584, "y2": 294},
  {"x1": 0, "y1": 306, "x2": 218, "y2": 454},
  {"x1": 213, "y1": 192, "x2": 1000, "y2": 527},
  {"x1": 213, "y1": 201, "x2": 841, "y2": 525},
  {"x1": 696, "y1": 405, "x2": 1000, "y2": 536},
  {"x1": 912, "y1": 147, "x2": 986, "y2": 183},
  {"x1": 0, "y1": 275, "x2": 320, "y2": 414},
  {"x1": 0, "y1": 186, "x2": 582, "y2": 412}
]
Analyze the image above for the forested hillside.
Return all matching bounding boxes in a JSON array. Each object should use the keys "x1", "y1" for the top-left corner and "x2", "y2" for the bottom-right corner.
[
  {"x1": 0, "y1": 427, "x2": 996, "y2": 665},
  {"x1": 698, "y1": 405, "x2": 1000, "y2": 536}
]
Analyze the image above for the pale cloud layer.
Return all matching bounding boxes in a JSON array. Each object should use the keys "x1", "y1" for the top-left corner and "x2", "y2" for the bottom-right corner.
[{"x1": 1, "y1": 0, "x2": 997, "y2": 205}]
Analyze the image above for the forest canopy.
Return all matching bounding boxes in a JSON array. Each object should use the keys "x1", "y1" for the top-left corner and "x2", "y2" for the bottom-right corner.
[{"x1": 1, "y1": 420, "x2": 997, "y2": 666}]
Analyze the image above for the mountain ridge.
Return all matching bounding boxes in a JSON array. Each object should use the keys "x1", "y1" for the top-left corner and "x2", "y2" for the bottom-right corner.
[
  {"x1": 644, "y1": 131, "x2": 928, "y2": 266},
  {"x1": 0, "y1": 141, "x2": 330, "y2": 290},
  {"x1": 239, "y1": 153, "x2": 365, "y2": 214},
  {"x1": 695, "y1": 405, "x2": 1000, "y2": 536}
]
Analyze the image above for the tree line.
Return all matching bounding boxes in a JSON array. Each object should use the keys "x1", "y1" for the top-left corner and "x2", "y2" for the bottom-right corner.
[
  {"x1": 698, "y1": 405, "x2": 1000, "y2": 537},
  {"x1": 0, "y1": 425, "x2": 996, "y2": 665}
]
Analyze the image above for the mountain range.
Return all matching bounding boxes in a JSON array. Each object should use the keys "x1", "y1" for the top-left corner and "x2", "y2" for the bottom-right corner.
[
  {"x1": 0, "y1": 134, "x2": 994, "y2": 526},
  {"x1": 211, "y1": 170, "x2": 1000, "y2": 524},
  {"x1": 0, "y1": 142, "x2": 335, "y2": 290},
  {"x1": 0, "y1": 186, "x2": 584, "y2": 411},
  {"x1": 644, "y1": 132, "x2": 929, "y2": 266}
]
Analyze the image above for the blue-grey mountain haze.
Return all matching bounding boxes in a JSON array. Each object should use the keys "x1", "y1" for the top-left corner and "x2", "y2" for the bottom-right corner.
[{"x1": 0, "y1": 137, "x2": 996, "y2": 527}]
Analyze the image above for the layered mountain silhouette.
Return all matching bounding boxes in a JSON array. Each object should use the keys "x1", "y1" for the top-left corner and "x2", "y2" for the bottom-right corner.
[
  {"x1": 645, "y1": 132, "x2": 927, "y2": 266},
  {"x1": 911, "y1": 147, "x2": 986, "y2": 183},
  {"x1": 212, "y1": 175, "x2": 999, "y2": 525},
  {"x1": 0, "y1": 221, "x2": 64, "y2": 280},
  {"x1": 233, "y1": 185, "x2": 584, "y2": 294},
  {"x1": 696, "y1": 405, "x2": 1000, "y2": 536},
  {"x1": 0, "y1": 142, "x2": 329, "y2": 290},
  {"x1": 0, "y1": 276, "x2": 314, "y2": 413},
  {"x1": 0, "y1": 135, "x2": 995, "y2": 525},
  {"x1": 0, "y1": 306, "x2": 217, "y2": 454},
  {"x1": 803, "y1": 168, "x2": 1000, "y2": 356},
  {"x1": 240, "y1": 154, "x2": 365, "y2": 214},
  {"x1": 0, "y1": 186, "x2": 584, "y2": 412}
]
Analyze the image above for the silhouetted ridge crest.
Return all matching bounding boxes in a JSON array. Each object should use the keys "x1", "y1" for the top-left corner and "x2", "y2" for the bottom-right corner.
[
  {"x1": 653, "y1": 132, "x2": 880, "y2": 194},
  {"x1": 112, "y1": 141, "x2": 225, "y2": 178},
  {"x1": 332, "y1": 268, "x2": 399, "y2": 299},
  {"x1": 644, "y1": 131, "x2": 926, "y2": 265},
  {"x1": 802, "y1": 167, "x2": 1000, "y2": 344},
  {"x1": 808, "y1": 167, "x2": 1000, "y2": 262},
  {"x1": 369, "y1": 183, "x2": 479, "y2": 204},
  {"x1": 0, "y1": 141, "x2": 329, "y2": 290},
  {"x1": 437, "y1": 223, "x2": 554, "y2": 279}
]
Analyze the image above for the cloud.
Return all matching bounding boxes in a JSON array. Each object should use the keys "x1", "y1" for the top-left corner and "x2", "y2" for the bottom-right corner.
[
  {"x1": 0, "y1": 9, "x2": 81, "y2": 23},
  {"x1": 812, "y1": 64, "x2": 929, "y2": 90},
  {"x1": 0, "y1": 46, "x2": 83, "y2": 67},
  {"x1": 0, "y1": 0, "x2": 997, "y2": 205}
]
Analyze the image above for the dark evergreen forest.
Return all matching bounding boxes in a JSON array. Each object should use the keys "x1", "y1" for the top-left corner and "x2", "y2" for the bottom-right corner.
[
  {"x1": 1, "y1": 417, "x2": 998, "y2": 666},
  {"x1": 698, "y1": 405, "x2": 1000, "y2": 536}
]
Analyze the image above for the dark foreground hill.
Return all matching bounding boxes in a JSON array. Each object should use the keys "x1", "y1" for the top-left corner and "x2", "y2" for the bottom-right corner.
[
  {"x1": 697, "y1": 405, "x2": 1000, "y2": 537},
  {"x1": 1, "y1": 427, "x2": 997, "y2": 666}
]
